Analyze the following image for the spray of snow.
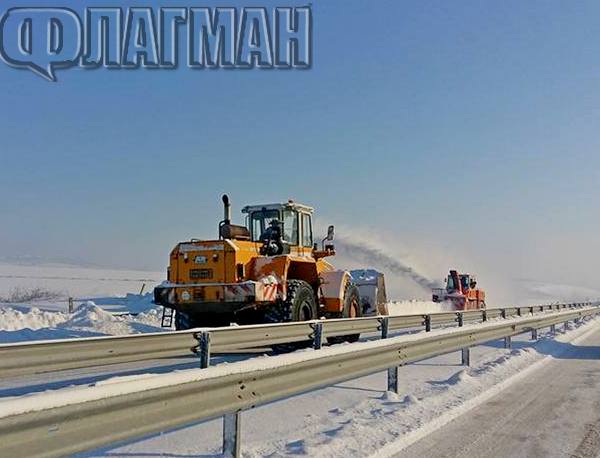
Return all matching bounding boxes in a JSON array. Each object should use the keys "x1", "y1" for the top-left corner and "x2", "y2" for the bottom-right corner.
[{"x1": 335, "y1": 235, "x2": 441, "y2": 291}]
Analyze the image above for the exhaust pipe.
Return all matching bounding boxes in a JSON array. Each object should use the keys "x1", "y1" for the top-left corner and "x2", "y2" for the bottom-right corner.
[{"x1": 222, "y1": 194, "x2": 231, "y2": 224}]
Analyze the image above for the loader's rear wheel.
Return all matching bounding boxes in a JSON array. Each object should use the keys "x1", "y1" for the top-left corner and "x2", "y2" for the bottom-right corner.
[
  {"x1": 264, "y1": 279, "x2": 318, "y2": 353},
  {"x1": 327, "y1": 283, "x2": 362, "y2": 344}
]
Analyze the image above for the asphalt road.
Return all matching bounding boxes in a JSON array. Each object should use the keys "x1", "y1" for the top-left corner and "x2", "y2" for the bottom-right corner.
[{"x1": 399, "y1": 322, "x2": 600, "y2": 458}]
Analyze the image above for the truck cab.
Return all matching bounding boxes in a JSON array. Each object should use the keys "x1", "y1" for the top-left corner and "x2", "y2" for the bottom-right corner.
[{"x1": 241, "y1": 201, "x2": 315, "y2": 256}]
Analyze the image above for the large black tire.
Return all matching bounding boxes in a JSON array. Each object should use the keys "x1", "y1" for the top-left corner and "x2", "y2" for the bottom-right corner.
[
  {"x1": 175, "y1": 311, "x2": 233, "y2": 330},
  {"x1": 175, "y1": 310, "x2": 195, "y2": 330},
  {"x1": 264, "y1": 279, "x2": 318, "y2": 353},
  {"x1": 327, "y1": 282, "x2": 362, "y2": 344}
]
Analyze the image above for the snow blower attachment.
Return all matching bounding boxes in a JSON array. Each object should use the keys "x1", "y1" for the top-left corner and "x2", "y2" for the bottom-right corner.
[
  {"x1": 154, "y1": 195, "x2": 388, "y2": 344},
  {"x1": 432, "y1": 269, "x2": 486, "y2": 310},
  {"x1": 350, "y1": 269, "x2": 388, "y2": 316}
]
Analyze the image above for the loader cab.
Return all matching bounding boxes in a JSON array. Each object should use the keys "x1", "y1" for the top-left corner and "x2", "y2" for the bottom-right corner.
[{"x1": 242, "y1": 201, "x2": 314, "y2": 249}]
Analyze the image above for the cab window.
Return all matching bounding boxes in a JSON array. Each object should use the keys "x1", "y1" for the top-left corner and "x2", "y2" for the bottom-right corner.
[
  {"x1": 282, "y1": 210, "x2": 299, "y2": 245},
  {"x1": 301, "y1": 213, "x2": 313, "y2": 247},
  {"x1": 447, "y1": 275, "x2": 456, "y2": 291},
  {"x1": 461, "y1": 276, "x2": 470, "y2": 291},
  {"x1": 250, "y1": 210, "x2": 280, "y2": 241}
]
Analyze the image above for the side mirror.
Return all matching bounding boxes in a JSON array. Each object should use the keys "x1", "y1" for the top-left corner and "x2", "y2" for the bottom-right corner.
[
  {"x1": 321, "y1": 225, "x2": 335, "y2": 251},
  {"x1": 326, "y1": 225, "x2": 335, "y2": 241}
]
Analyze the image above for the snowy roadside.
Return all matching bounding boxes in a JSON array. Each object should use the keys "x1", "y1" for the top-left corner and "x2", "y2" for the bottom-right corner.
[
  {"x1": 76, "y1": 314, "x2": 599, "y2": 458},
  {"x1": 0, "y1": 296, "x2": 163, "y2": 343},
  {"x1": 245, "y1": 316, "x2": 600, "y2": 458},
  {"x1": 0, "y1": 298, "x2": 458, "y2": 344},
  {"x1": 371, "y1": 317, "x2": 600, "y2": 458}
]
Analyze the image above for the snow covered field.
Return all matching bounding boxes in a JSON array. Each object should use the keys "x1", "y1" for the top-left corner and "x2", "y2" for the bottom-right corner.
[
  {"x1": 0, "y1": 261, "x2": 162, "y2": 310},
  {"x1": 0, "y1": 261, "x2": 164, "y2": 343}
]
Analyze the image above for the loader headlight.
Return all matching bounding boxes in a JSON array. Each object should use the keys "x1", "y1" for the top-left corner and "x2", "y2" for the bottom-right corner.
[{"x1": 181, "y1": 290, "x2": 191, "y2": 301}]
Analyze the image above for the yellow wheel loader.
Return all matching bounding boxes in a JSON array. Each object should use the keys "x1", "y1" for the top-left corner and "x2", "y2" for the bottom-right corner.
[{"x1": 154, "y1": 195, "x2": 387, "y2": 343}]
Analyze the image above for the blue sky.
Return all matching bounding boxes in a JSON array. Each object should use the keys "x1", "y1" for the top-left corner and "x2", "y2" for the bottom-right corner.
[{"x1": 1, "y1": 1, "x2": 599, "y2": 298}]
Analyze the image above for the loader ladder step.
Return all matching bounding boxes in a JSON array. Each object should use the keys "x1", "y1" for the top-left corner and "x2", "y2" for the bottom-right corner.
[{"x1": 161, "y1": 307, "x2": 174, "y2": 328}]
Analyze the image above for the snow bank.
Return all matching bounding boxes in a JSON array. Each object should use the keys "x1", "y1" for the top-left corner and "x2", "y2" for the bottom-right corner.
[
  {"x1": 0, "y1": 306, "x2": 68, "y2": 331},
  {"x1": 67, "y1": 302, "x2": 118, "y2": 326},
  {"x1": 0, "y1": 298, "x2": 163, "y2": 343},
  {"x1": 387, "y1": 300, "x2": 456, "y2": 315}
]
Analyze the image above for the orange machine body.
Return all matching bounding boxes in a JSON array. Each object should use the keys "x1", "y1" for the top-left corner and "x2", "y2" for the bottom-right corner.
[
  {"x1": 153, "y1": 199, "x2": 369, "y2": 327},
  {"x1": 432, "y1": 269, "x2": 486, "y2": 310}
]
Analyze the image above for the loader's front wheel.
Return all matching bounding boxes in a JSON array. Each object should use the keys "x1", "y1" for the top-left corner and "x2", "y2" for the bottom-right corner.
[{"x1": 265, "y1": 279, "x2": 318, "y2": 353}]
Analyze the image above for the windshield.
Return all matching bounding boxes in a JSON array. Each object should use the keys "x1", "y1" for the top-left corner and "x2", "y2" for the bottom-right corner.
[
  {"x1": 460, "y1": 275, "x2": 470, "y2": 291},
  {"x1": 282, "y1": 210, "x2": 299, "y2": 245},
  {"x1": 447, "y1": 274, "x2": 456, "y2": 291},
  {"x1": 250, "y1": 210, "x2": 280, "y2": 241}
]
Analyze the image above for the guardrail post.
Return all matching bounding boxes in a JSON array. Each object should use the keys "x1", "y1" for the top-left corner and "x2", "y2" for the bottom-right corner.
[
  {"x1": 501, "y1": 309, "x2": 506, "y2": 319},
  {"x1": 223, "y1": 411, "x2": 242, "y2": 458},
  {"x1": 68, "y1": 297, "x2": 74, "y2": 314},
  {"x1": 311, "y1": 322, "x2": 323, "y2": 350},
  {"x1": 482, "y1": 310, "x2": 487, "y2": 322},
  {"x1": 531, "y1": 328, "x2": 538, "y2": 340},
  {"x1": 461, "y1": 348, "x2": 470, "y2": 366},
  {"x1": 504, "y1": 335, "x2": 512, "y2": 349},
  {"x1": 425, "y1": 315, "x2": 431, "y2": 332},
  {"x1": 380, "y1": 316, "x2": 390, "y2": 339},
  {"x1": 550, "y1": 324, "x2": 556, "y2": 334},
  {"x1": 381, "y1": 316, "x2": 400, "y2": 393},
  {"x1": 564, "y1": 322, "x2": 569, "y2": 332},
  {"x1": 387, "y1": 366, "x2": 400, "y2": 394},
  {"x1": 199, "y1": 332, "x2": 211, "y2": 369},
  {"x1": 455, "y1": 312, "x2": 466, "y2": 364},
  {"x1": 529, "y1": 307, "x2": 534, "y2": 316},
  {"x1": 457, "y1": 312, "x2": 464, "y2": 327},
  {"x1": 517, "y1": 307, "x2": 522, "y2": 317}
]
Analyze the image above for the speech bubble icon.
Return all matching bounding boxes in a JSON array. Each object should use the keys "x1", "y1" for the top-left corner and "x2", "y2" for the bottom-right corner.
[{"x1": 0, "y1": 8, "x2": 82, "y2": 82}]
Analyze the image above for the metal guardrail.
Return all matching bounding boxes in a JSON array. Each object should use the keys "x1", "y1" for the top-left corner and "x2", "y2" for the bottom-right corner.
[
  {"x1": 0, "y1": 306, "x2": 598, "y2": 458},
  {"x1": 0, "y1": 331, "x2": 199, "y2": 379},
  {"x1": 0, "y1": 302, "x2": 596, "y2": 378}
]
